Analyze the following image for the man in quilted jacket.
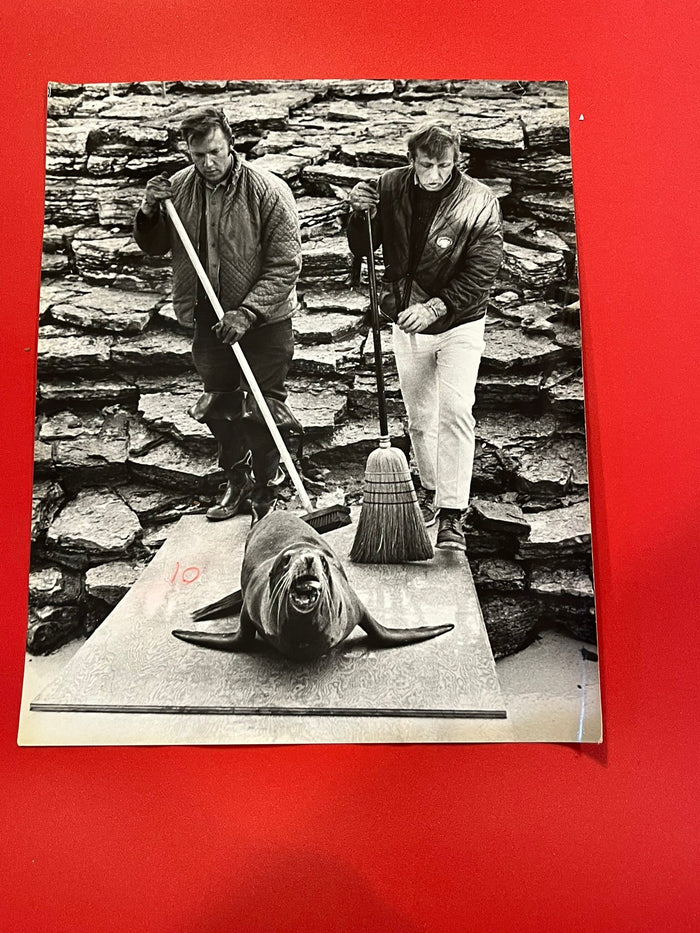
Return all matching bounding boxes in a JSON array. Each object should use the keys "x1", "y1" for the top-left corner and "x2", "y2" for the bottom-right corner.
[
  {"x1": 134, "y1": 107, "x2": 302, "y2": 523},
  {"x1": 346, "y1": 123, "x2": 503, "y2": 553}
]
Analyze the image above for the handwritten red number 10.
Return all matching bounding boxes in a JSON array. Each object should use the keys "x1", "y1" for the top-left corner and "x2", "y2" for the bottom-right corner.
[{"x1": 170, "y1": 562, "x2": 200, "y2": 584}]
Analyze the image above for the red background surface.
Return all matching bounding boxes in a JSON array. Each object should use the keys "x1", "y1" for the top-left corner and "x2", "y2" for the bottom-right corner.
[{"x1": 2, "y1": 2, "x2": 699, "y2": 930}]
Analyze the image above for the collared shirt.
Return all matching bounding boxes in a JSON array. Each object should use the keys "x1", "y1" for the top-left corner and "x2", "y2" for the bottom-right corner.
[{"x1": 202, "y1": 156, "x2": 235, "y2": 296}]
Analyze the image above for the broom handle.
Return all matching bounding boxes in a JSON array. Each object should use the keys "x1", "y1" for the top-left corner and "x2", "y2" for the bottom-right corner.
[
  {"x1": 163, "y1": 198, "x2": 314, "y2": 513},
  {"x1": 365, "y1": 210, "x2": 390, "y2": 445}
]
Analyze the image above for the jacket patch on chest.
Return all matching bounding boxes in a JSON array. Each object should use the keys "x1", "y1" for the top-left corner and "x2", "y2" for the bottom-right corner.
[{"x1": 436, "y1": 236, "x2": 453, "y2": 250}]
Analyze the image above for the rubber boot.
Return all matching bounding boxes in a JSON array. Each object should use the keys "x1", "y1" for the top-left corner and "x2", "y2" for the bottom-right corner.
[
  {"x1": 206, "y1": 463, "x2": 253, "y2": 522},
  {"x1": 250, "y1": 484, "x2": 277, "y2": 526},
  {"x1": 249, "y1": 446, "x2": 281, "y2": 526}
]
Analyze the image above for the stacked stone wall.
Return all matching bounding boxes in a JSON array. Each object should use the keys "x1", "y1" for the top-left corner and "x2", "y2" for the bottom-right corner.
[{"x1": 31, "y1": 79, "x2": 594, "y2": 659}]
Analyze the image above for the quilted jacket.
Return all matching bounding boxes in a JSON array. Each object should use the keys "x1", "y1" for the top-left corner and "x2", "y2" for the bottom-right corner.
[
  {"x1": 134, "y1": 157, "x2": 302, "y2": 328},
  {"x1": 347, "y1": 166, "x2": 503, "y2": 334}
]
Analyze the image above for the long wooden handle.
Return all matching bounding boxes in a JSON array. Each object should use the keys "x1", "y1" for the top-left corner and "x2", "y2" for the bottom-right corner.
[
  {"x1": 163, "y1": 198, "x2": 313, "y2": 512},
  {"x1": 365, "y1": 211, "x2": 389, "y2": 445}
]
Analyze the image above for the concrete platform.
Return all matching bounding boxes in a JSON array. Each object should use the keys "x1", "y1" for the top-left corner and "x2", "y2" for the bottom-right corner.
[{"x1": 21, "y1": 511, "x2": 512, "y2": 745}]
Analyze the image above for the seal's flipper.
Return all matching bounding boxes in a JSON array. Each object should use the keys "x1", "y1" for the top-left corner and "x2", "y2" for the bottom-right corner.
[
  {"x1": 359, "y1": 610, "x2": 453, "y2": 647},
  {"x1": 191, "y1": 589, "x2": 243, "y2": 622},
  {"x1": 173, "y1": 611, "x2": 256, "y2": 652}
]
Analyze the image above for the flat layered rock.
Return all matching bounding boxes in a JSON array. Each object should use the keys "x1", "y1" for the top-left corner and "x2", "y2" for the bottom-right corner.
[
  {"x1": 520, "y1": 106, "x2": 570, "y2": 147},
  {"x1": 33, "y1": 440, "x2": 55, "y2": 477},
  {"x1": 248, "y1": 153, "x2": 310, "y2": 181},
  {"x1": 482, "y1": 321, "x2": 566, "y2": 373},
  {"x1": 477, "y1": 410, "x2": 580, "y2": 449},
  {"x1": 129, "y1": 439, "x2": 223, "y2": 491},
  {"x1": 286, "y1": 376, "x2": 347, "y2": 432},
  {"x1": 301, "y1": 162, "x2": 379, "y2": 196},
  {"x1": 475, "y1": 371, "x2": 542, "y2": 408},
  {"x1": 31, "y1": 481, "x2": 65, "y2": 543},
  {"x1": 502, "y1": 242, "x2": 567, "y2": 291},
  {"x1": 455, "y1": 115, "x2": 526, "y2": 150},
  {"x1": 296, "y1": 197, "x2": 345, "y2": 239},
  {"x1": 520, "y1": 190, "x2": 575, "y2": 227},
  {"x1": 140, "y1": 518, "x2": 182, "y2": 550},
  {"x1": 497, "y1": 299, "x2": 562, "y2": 335},
  {"x1": 469, "y1": 498, "x2": 531, "y2": 536},
  {"x1": 306, "y1": 415, "x2": 405, "y2": 462},
  {"x1": 37, "y1": 332, "x2": 113, "y2": 376},
  {"x1": 39, "y1": 278, "x2": 91, "y2": 318},
  {"x1": 85, "y1": 123, "x2": 173, "y2": 178},
  {"x1": 326, "y1": 100, "x2": 370, "y2": 122},
  {"x1": 71, "y1": 228, "x2": 132, "y2": 284},
  {"x1": 292, "y1": 307, "x2": 360, "y2": 344},
  {"x1": 37, "y1": 377, "x2": 138, "y2": 409},
  {"x1": 347, "y1": 371, "x2": 405, "y2": 419},
  {"x1": 529, "y1": 564, "x2": 594, "y2": 599},
  {"x1": 542, "y1": 368, "x2": 585, "y2": 413},
  {"x1": 332, "y1": 80, "x2": 395, "y2": 98},
  {"x1": 504, "y1": 218, "x2": 572, "y2": 256},
  {"x1": 45, "y1": 124, "x2": 94, "y2": 174},
  {"x1": 44, "y1": 176, "x2": 120, "y2": 227},
  {"x1": 27, "y1": 605, "x2": 83, "y2": 656},
  {"x1": 111, "y1": 330, "x2": 192, "y2": 371},
  {"x1": 472, "y1": 558, "x2": 526, "y2": 592},
  {"x1": 483, "y1": 152, "x2": 572, "y2": 187},
  {"x1": 50, "y1": 286, "x2": 162, "y2": 333},
  {"x1": 42, "y1": 253, "x2": 70, "y2": 276},
  {"x1": 97, "y1": 184, "x2": 151, "y2": 228},
  {"x1": 518, "y1": 501, "x2": 592, "y2": 558},
  {"x1": 299, "y1": 288, "x2": 364, "y2": 318},
  {"x1": 29, "y1": 565, "x2": 83, "y2": 606},
  {"x1": 126, "y1": 418, "x2": 168, "y2": 458},
  {"x1": 85, "y1": 558, "x2": 150, "y2": 605},
  {"x1": 38, "y1": 410, "x2": 103, "y2": 443},
  {"x1": 480, "y1": 595, "x2": 542, "y2": 659},
  {"x1": 514, "y1": 435, "x2": 588, "y2": 495},
  {"x1": 53, "y1": 411, "x2": 131, "y2": 483},
  {"x1": 250, "y1": 130, "x2": 306, "y2": 155},
  {"x1": 338, "y1": 138, "x2": 408, "y2": 168},
  {"x1": 114, "y1": 484, "x2": 198, "y2": 522},
  {"x1": 300, "y1": 236, "x2": 354, "y2": 287},
  {"x1": 46, "y1": 487, "x2": 142, "y2": 561},
  {"x1": 137, "y1": 392, "x2": 213, "y2": 446},
  {"x1": 289, "y1": 344, "x2": 345, "y2": 377}
]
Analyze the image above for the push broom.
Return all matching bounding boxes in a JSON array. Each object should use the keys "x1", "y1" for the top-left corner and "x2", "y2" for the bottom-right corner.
[
  {"x1": 164, "y1": 198, "x2": 350, "y2": 535},
  {"x1": 349, "y1": 211, "x2": 433, "y2": 563}
]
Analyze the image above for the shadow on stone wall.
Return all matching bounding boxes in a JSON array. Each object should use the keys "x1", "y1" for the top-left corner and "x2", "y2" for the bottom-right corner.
[{"x1": 31, "y1": 79, "x2": 594, "y2": 659}]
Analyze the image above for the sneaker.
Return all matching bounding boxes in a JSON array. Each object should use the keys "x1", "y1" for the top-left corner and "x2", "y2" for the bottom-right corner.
[
  {"x1": 415, "y1": 485, "x2": 437, "y2": 527},
  {"x1": 436, "y1": 509, "x2": 466, "y2": 552}
]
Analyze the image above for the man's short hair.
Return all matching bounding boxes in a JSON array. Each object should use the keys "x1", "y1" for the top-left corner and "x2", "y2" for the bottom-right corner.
[
  {"x1": 407, "y1": 123, "x2": 461, "y2": 161},
  {"x1": 180, "y1": 108, "x2": 234, "y2": 146}
]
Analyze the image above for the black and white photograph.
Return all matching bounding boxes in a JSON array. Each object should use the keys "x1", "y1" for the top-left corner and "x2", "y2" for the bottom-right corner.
[{"x1": 18, "y1": 78, "x2": 600, "y2": 745}]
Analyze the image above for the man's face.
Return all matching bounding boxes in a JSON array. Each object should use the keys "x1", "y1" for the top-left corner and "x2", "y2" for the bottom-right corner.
[
  {"x1": 411, "y1": 147, "x2": 456, "y2": 191},
  {"x1": 187, "y1": 127, "x2": 232, "y2": 184}
]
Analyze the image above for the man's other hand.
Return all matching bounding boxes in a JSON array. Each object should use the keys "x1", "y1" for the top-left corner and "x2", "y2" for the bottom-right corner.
[
  {"x1": 142, "y1": 173, "x2": 172, "y2": 215},
  {"x1": 397, "y1": 303, "x2": 438, "y2": 334},
  {"x1": 347, "y1": 181, "x2": 379, "y2": 216},
  {"x1": 213, "y1": 309, "x2": 253, "y2": 345}
]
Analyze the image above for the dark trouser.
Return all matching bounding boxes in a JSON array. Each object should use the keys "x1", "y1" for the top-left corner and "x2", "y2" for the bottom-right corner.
[{"x1": 191, "y1": 316, "x2": 294, "y2": 486}]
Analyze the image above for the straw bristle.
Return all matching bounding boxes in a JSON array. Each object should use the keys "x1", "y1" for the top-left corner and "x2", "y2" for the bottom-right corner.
[{"x1": 350, "y1": 447, "x2": 433, "y2": 563}]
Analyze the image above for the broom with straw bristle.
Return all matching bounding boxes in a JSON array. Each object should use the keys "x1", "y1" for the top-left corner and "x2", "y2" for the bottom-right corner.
[{"x1": 350, "y1": 211, "x2": 433, "y2": 564}]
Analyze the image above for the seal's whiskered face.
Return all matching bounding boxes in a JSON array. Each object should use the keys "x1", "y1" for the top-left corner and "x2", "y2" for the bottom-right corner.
[{"x1": 268, "y1": 546, "x2": 339, "y2": 659}]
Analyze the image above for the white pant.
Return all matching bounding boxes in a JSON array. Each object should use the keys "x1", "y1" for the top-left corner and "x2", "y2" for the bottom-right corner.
[{"x1": 392, "y1": 317, "x2": 486, "y2": 511}]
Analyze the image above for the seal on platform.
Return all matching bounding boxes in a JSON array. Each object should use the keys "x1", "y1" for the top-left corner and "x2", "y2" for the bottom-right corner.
[{"x1": 172, "y1": 511, "x2": 453, "y2": 661}]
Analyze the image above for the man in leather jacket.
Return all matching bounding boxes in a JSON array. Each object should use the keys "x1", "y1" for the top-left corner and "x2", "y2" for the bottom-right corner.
[
  {"x1": 347, "y1": 123, "x2": 503, "y2": 552},
  {"x1": 134, "y1": 107, "x2": 302, "y2": 523}
]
